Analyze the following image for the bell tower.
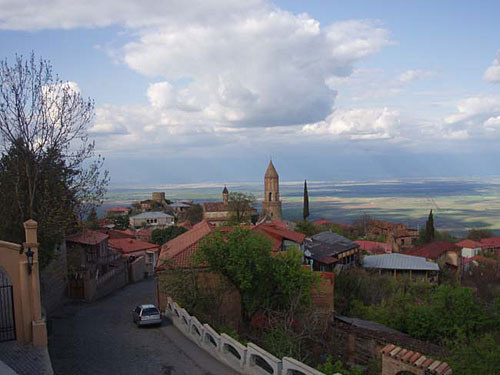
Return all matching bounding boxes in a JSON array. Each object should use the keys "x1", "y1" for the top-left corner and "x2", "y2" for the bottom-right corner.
[
  {"x1": 222, "y1": 186, "x2": 229, "y2": 205},
  {"x1": 262, "y1": 161, "x2": 282, "y2": 221}
]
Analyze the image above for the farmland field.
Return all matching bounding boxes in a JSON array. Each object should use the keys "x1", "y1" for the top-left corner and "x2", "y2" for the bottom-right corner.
[{"x1": 103, "y1": 178, "x2": 500, "y2": 236}]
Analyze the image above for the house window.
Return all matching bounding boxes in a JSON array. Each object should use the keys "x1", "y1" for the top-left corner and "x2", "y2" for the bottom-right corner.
[{"x1": 147, "y1": 252, "x2": 154, "y2": 264}]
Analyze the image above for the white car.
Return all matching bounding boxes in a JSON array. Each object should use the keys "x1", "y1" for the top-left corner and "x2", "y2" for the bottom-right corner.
[{"x1": 132, "y1": 304, "x2": 162, "y2": 326}]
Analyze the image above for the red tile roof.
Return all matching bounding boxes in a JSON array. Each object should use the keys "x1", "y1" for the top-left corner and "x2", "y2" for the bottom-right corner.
[
  {"x1": 355, "y1": 240, "x2": 392, "y2": 254},
  {"x1": 405, "y1": 241, "x2": 461, "y2": 259},
  {"x1": 97, "y1": 229, "x2": 135, "y2": 239},
  {"x1": 252, "y1": 222, "x2": 306, "y2": 245},
  {"x1": 105, "y1": 206, "x2": 130, "y2": 212},
  {"x1": 456, "y1": 239, "x2": 483, "y2": 249},
  {"x1": 67, "y1": 230, "x2": 108, "y2": 246},
  {"x1": 158, "y1": 220, "x2": 213, "y2": 269},
  {"x1": 178, "y1": 220, "x2": 193, "y2": 230},
  {"x1": 479, "y1": 237, "x2": 500, "y2": 248},
  {"x1": 108, "y1": 238, "x2": 159, "y2": 255}
]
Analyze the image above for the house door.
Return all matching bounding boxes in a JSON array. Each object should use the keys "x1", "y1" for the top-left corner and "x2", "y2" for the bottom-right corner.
[{"x1": 0, "y1": 268, "x2": 16, "y2": 342}]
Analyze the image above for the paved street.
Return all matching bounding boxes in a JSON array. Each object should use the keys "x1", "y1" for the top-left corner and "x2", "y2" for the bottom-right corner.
[{"x1": 48, "y1": 278, "x2": 237, "y2": 375}]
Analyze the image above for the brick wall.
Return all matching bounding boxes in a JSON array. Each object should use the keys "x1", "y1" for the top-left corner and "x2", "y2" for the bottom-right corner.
[{"x1": 328, "y1": 319, "x2": 447, "y2": 366}]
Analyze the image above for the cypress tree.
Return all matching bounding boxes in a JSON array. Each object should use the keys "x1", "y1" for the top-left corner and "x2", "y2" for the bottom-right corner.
[
  {"x1": 303, "y1": 180, "x2": 310, "y2": 220},
  {"x1": 425, "y1": 209, "x2": 435, "y2": 243}
]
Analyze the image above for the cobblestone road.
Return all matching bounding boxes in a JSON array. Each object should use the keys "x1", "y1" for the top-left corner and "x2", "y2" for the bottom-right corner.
[{"x1": 48, "y1": 278, "x2": 237, "y2": 375}]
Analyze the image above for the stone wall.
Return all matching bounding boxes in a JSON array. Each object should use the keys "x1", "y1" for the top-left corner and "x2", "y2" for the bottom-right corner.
[
  {"x1": 129, "y1": 256, "x2": 146, "y2": 283},
  {"x1": 93, "y1": 264, "x2": 128, "y2": 300},
  {"x1": 40, "y1": 242, "x2": 68, "y2": 316}
]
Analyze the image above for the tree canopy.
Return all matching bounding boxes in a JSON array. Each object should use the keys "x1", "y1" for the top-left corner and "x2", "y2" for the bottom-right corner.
[
  {"x1": 0, "y1": 53, "x2": 108, "y2": 267},
  {"x1": 151, "y1": 226, "x2": 187, "y2": 245},
  {"x1": 198, "y1": 227, "x2": 318, "y2": 322},
  {"x1": 226, "y1": 192, "x2": 256, "y2": 225}
]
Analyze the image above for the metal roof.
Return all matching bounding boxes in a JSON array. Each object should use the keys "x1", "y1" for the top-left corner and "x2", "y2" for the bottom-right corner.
[
  {"x1": 362, "y1": 253, "x2": 439, "y2": 271},
  {"x1": 305, "y1": 232, "x2": 359, "y2": 258},
  {"x1": 130, "y1": 211, "x2": 173, "y2": 219},
  {"x1": 169, "y1": 202, "x2": 191, "y2": 208}
]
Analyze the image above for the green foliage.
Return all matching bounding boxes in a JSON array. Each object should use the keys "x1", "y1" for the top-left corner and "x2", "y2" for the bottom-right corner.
[
  {"x1": 86, "y1": 207, "x2": 99, "y2": 230},
  {"x1": 262, "y1": 327, "x2": 302, "y2": 361},
  {"x1": 303, "y1": 180, "x2": 310, "y2": 220},
  {"x1": 151, "y1": 226, "x2": 187, "y2": 245},
  {"x1": 0, "y1": 53, "x2": 108, "y2": 268},
  {"x1": 295, "y1": 220, "x2": 318, "y2": 236},
  {"x1": 177, "y1": 203, "x2": 203, "y2": 223},
  {"x1": 111, "y1": 215, "x2": 130, "y2": 230},
  {"x1": 447, "y1": 333, "x2": 500, "y2": 375},
  {"x1": 226, "y1": 192, "x2": 256, "y2": 225},
  {"x1": 0, "y1": 144, "x2": 79, "y2": 267},
  {"x1": 467, "y1": 228, "x2": 492, "y2": 241},
  {"x1": 419, "y1": 209, "x2": 436, "y2": 244},
  {"x1": 158, "y1": 266, "x2": 234, "y2": 328},
  {"x1": 317, "y1": 356, "x2": 363, "y2": 375},
  {"x1": 198, "y1": 228, "x2": 318, "y2": 322},
  {"x1": 337, "y1": 270, "x2": 496, "y2": 346}
]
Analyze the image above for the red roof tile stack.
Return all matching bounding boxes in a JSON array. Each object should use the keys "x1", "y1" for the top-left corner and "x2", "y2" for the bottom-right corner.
[{"x1": 381, "y1": 344, "x2": 452, "y2": 374}]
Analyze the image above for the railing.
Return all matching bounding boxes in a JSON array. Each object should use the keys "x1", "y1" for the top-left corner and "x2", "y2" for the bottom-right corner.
[{"x1": 165, "y1": 297, "x2": 341, "y2": 375}]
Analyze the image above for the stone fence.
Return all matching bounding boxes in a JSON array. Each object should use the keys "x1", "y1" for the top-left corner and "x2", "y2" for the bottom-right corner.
[{"x1": 165, "y1": 297, "x2": 341, "y2": 375}]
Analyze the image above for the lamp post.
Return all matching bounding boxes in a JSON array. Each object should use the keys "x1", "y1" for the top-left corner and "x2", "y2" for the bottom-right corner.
[{"x1": 25, "y1": 247, "x2": 34, "y2": 274}]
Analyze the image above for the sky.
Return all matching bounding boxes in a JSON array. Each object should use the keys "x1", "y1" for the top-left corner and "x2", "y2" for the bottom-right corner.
[{"x1": 0, "y1": 0, "x2": 499, "y2": 185}]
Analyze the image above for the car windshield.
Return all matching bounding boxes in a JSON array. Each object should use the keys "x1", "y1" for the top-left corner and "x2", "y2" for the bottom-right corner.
[{"x1": 142, "y1": 308, "x2": 159, "y2": 316}]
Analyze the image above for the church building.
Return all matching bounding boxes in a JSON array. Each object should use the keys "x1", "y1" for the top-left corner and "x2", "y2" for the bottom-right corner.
[{"x1": 261, "y1": 160, "x2": 283, "y2": 221}]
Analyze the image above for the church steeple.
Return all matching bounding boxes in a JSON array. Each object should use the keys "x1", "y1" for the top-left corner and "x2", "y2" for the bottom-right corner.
[
  {"x1": 262, "y1": 160, "x2": 282, "y2": 221},
  {"x1": 222, "y1": 185, "x2": 229, "y2": 205}
]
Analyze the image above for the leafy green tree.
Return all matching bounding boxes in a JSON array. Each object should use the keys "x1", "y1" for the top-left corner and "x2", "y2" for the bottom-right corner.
[
  {"x1": 177, "y1": 203, "x2": 203, "y2": 223},
  {"x1": 303, "y1": 180, "x2": 310, "y2": 220},
  {"x1": 317, "y1": 356, "x2": 363, "y2": 375},
  {"x1": 111, "y1": 215, "x2": 130, "y2": 230},
  {"x1": 447, "y1": 334, "x2": 500, "y2": 375},
  {"x1": 0, "y1": 53, "x2": 108, "y2": 267},
  {"x1": 198, "y1": 227, "x2": 318, "y2": 323},
  {"x1": 419, "y1": 209, "x2": 436, "y2": 244},
  {"x1": 467, "y1": 228, "x2": 492, "y2": 241},
  {"x1": 86, "y1": 207, "x2": 99, "y2": 230},
  {"x1": 295, "y1": 220, "x2": 319, "y2": 237},
  {"x1": 151, "y1": 226, "x2": 187, "y2": 245},
  {"x1": 226, "y1": 192, "x2": 256, "y2": 225}
]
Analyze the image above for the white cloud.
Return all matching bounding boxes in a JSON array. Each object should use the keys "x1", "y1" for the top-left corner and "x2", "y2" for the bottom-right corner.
[
  {"x1": 484, "y1": 116, "x2": 500, "y2": 130},
  {"x1": 397, "y1": 69, "x2": 435, "y2": 83},
  {"x1": 302, "y1": 107, "x2": 401, "y2": 140},
  {"x1": 484, "y1": 53, "x2": 500, "y2": 83},
  {"x1": 444, "y1": 96, "x2": 500, "y2": 124},
  {"x1": 121, "y1": 12, "x2": 391, "y2": 127}
]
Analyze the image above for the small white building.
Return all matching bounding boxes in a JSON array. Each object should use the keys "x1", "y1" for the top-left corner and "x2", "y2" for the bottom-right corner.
[
  {"x1": 129, "y1": 212, "x2": 174, "y2": 229},
  {"x1": 456, "y1": 239, "x2": 483, "y2": 258}
]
